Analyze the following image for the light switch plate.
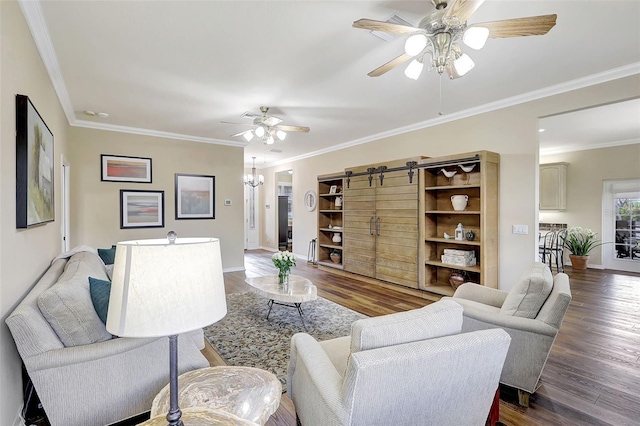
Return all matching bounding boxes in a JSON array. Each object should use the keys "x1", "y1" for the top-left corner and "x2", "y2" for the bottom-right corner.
[
  {"x1": 224, "y1": 199, "x2": 232, "y2": 206},
  {"x1": 512, "y1": 225, "x2": 529, "y2": 235}
]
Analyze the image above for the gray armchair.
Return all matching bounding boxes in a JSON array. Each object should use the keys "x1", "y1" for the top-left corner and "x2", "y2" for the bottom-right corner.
[
  {"x1": 287, "y1": 299, "x2": 511, "y2": 426},
  {"x1": 448, "y1": 262, "x2": 572, "y2": 406}
]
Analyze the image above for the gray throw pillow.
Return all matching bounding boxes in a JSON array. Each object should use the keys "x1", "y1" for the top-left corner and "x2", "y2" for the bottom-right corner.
[
  {"x1": 38, "y1": 252, "x2": 113, "y2": 346},
  {"x1": 500, "y1": 262, "x2": 553, "y2": 318}
]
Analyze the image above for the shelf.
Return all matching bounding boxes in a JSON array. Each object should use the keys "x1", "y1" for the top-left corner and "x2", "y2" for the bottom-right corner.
[
  {"x1": 424, "y1": 237, "x2": 480, "y2": 246},
  {"x1": 319, "y1": 209, "x2": 342, "y2": 214},
  {"x1": 320, "y1": 228, "x2": 343, "y2": 232},
  {"x1": 425, "y1": 260, "x2": 480, "y2": 273},
  {"x1": 421, "y1": 284, "x2": 455, "y2": 297},
  {"x1": 425, "y1": 210, "x2": 481, "y2": 215},
  {"x1": 319, "y1": 243, "x2": 343, "y2": 250},
  {"x1": 319, "y1": 193, "x2": 343, "y2": 197},
  {"x1": 317, "y1": 260, "x2": 344, "y2": 270},
  {"x1": 425, "y1": 184, "x2": 480, "y2": 190}
]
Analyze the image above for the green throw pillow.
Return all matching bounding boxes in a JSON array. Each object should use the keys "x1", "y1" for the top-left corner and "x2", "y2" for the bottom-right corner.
[
  {"x1": 97, "y1": 245, "x2": 117, "y2": 265},
  {"x1": 89, "y1": 277, "x2": 111, "y2": 324}
]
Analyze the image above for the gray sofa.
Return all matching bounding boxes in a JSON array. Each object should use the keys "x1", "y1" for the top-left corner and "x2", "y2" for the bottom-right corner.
[{"x1": 5, "y1": 250, "x2": 209, "y2": 426}]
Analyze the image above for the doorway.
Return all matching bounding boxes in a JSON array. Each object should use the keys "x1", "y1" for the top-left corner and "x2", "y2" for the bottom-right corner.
[
  {"x1": 244, "y1": 184, "x2": 259, "y2": 250},
  {"x1": 603, "y1": 179, "x2": 640, "y2": 273},
  {"x1": 276, "y1": 170, "x2": 293, "y2": 251}
]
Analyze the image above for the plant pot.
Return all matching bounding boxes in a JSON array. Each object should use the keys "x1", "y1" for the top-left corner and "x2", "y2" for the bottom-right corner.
[
  {"x1": 569, "y1": 254, "x2": 589, "y2": 270},
  {"x1": 329, "y1": 251, "x2": 341, "y2": 264}
]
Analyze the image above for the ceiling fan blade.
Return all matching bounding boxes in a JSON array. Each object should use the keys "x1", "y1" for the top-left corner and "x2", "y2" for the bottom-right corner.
[
  {"x1": 443, "y1": 0, "x2": 486, "y2": 24},
  {"x1": 241, "y1": 111, "x2": 261, "y2": 119},
  {"x1": 220, "y1": 120, "x2": 249, "y2": 125},
  {"x1": 231, "y1": 130, "x2": 252, "y2": 137},
  {"x1": 353, "y1": 18, "x2": 421, "y2": 35},
  {"x1": 277, "y1": 125, "x2": 310, "y2": 133},
  {"x1": 368, "y1": 53, "x2": 412, "y2": 77},
  {"x1": 263, "y1": 116, "x2": 283, "y2": 127},
  {"x1": 470, "y1": 14, "x2": 557, "y2": 38}
]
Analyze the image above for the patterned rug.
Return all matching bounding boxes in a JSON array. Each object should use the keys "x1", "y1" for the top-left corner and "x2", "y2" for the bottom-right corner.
[{"x1": 203, "y1": 291, "x2": 366, "y2": 387}]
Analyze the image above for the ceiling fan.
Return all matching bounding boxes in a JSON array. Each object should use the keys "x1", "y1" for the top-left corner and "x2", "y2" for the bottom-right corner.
[
  {"x1": 353, "y1": 0, "x2": 557, "y2": 81},
  {"x1": 228, "y1": 106, "x2": 310, "y2": 145}
]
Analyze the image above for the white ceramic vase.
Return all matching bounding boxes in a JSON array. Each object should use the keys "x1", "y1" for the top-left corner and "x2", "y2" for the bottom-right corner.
[
  {"x1": 451, "y1": 195, "x2": 469, "y2": 211},
  {"x1": 332, "y1": 233, "x2": 342, "y2": 243}
]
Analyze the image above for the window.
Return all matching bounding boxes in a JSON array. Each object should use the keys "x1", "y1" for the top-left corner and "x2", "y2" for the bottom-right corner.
[{"x1": 615, "y1": 196, "x2": 640, "y2": 260}]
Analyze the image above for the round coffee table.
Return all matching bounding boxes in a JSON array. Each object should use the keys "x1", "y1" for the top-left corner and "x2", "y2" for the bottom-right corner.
[
  {"x1": 150, "y1": 366, "x2": 281, "y2": 425},
  {"x1": 245, "y1": 275, "x2": 317, "y2": 327},
  {"x1": 139, "y1": 407, "x2": 256, "y2": 426}
]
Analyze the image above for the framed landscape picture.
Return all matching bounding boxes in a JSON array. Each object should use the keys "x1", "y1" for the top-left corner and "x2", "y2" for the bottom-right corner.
[
  {"x1": 175, "y1": 174, "x2": 215, "y2": 220},
  {"x1": 120, "y1": 190, "x2": 164, "y2": 229},
  {"x1": 101, "y1": 154, "x2": 152, "y2": 183},
  {"x1": 16, "y1": 94, "x2": 55, "y2": 228}
]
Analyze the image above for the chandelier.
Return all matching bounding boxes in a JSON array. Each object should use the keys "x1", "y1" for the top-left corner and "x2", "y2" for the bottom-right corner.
[
  {"x1": 241, "y1": 124, "x2": 287, "y2": 145},
  {"x1": 244, "y1": 157, "x2": 264, "y2": 188}
]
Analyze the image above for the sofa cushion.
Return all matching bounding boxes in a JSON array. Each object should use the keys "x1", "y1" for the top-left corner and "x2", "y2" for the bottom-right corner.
[
  {"x1": 98, "y1": 245, "x2": 117, "y2": 265},
  {"x1": 89, "y1": 277, "x2": 111, "y2": 324},
  {"x1": 350, "y1": 299, "x2": 463, "y2": 353},
  {"x1": 38, "y1": 252, "x2": 113, "y2": 346},
  {"x1": 500, "y1": 262, "x2": 553, "y2": 318}
]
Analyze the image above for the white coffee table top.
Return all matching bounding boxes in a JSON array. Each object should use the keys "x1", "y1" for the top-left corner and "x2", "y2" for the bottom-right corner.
[{"x1": 245, "y1": 275, "x2": 317, "y2": 304}]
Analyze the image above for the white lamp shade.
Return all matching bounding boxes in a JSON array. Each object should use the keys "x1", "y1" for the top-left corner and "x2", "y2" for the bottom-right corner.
[
  {"x1": 254, "y1": 126, "x2": 265, "y2": 138},
  {"x1": 276, "y1": 130, "x2": 287, "y2": 141},
  {"x1": 243, "y1": 131, "x2": 254, "y2": 142},
  {"x1": 404, "y1": 59, "x2": 424, "y2": 80},
  {"x1": 266, "y1": 135, "x2": 275, "y2": 145},
  {"x1": 405, "y1": 34, "x2": 428, "y2": 57},
  {"x1": 453, "y1": 53, "x2": 475, "y2": 76},
  {"x1": 106, "y1": 237, "x2": 227, "y2": 338},
  {"x1": 463, "y1": 26, "x2": 489, "y2": 50}
]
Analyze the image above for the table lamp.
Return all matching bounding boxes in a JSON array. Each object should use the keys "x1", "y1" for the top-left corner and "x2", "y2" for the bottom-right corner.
[{"x1": 106, "y1": 233, "x2": 227, "y2": 426}]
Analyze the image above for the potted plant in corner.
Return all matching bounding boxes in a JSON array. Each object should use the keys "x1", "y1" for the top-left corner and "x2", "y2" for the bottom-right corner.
[{"x1": 564, "y1": 227, "x2": 606, "y2": 270}]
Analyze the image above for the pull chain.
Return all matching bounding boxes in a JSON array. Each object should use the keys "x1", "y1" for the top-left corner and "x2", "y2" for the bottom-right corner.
[{"x1": 438, "y1": 74, "x2": 443, "y2": 116}]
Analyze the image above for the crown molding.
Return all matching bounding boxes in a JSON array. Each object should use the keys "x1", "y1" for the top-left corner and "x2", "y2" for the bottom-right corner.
[
  {"x1": 73, "y1": 120, "x2": 247, "y2": 147},
  {"x1": 21, "y1": 0, "x2": 639, "y2": 162},
  {"x1": 540, "y1": 138, "x2": 640, "y2": 156},
  {"x1": 19, "y1": 0, "x2": 76, "y2": 124},
  {"x1": 263, "y1": 63, "x2": 640, "y2": 167}
]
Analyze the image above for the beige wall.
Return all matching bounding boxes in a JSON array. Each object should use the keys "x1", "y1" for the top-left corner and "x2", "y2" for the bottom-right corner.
[
  {"x1": 541, "y1": 143, "x2": 640, "y2": 266},
  {"x1": 1, "y1": 1, "x2": 71, "y2": 424},
  {"x1": 260, "y1": 76, "x2": 640, "y2": 292},
  {"x1": 68, "y1": 127, "x2": 245, "y2": 270}
]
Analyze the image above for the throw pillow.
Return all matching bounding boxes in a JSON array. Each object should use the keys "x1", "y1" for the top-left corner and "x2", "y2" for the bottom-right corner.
[
  {"x1": 500, "y1": 262, "x2": 553, "y2": 318},
  {"x1": 350, "y1": 299, "x2": 463, "y2": 353},
  {"x1": 38, "y1": 252, "x2": 113, "y2": 346},
  {"x1": 97, "y1": 245, "x2": 117, "y2": 265},
  {"x1": 89, "y1": 277, "x2": 111, "y2": 324}
]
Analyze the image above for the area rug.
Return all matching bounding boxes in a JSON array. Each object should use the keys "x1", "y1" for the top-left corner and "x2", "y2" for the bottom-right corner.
[{"x1": 203, "y1": 291, "x2": 366, "y2": 387}]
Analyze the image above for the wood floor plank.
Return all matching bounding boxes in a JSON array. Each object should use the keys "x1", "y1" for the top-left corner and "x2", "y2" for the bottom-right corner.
[{"x1": 209, "y1": 250, "x2": 640, "y2": 426}]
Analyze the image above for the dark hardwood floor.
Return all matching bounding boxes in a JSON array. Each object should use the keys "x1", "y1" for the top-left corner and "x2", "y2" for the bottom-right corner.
[{"x1": 215, "y1": 250, "x2": 640, "y2": 426}]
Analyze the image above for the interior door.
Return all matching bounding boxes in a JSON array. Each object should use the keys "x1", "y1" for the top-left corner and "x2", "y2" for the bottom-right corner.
[
  {"x1": 375, "y1": 169, "x2": 419, "y2": 287},
  {"x1": 343, "y1": 174, "x2": 376, "y2": 277}
]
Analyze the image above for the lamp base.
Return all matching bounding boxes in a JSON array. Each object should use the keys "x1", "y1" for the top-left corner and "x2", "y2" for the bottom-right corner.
[{"x1": 167, "y1": 335, "x2": 184, "y2": 426}]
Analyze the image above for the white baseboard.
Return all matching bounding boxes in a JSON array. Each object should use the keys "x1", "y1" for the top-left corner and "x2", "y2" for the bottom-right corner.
[{"x1": 223, "y1": 266, "x2": 245, "y2": 273}]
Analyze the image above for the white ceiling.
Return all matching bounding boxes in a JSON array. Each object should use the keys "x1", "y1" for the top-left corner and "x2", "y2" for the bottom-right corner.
[{"x1": 22, "y1": 1, "x2": 640, "y2": 168}]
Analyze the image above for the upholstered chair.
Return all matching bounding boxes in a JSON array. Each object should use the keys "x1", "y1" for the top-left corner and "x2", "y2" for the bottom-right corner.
[
  {"x1": 287, "y1": 299, "x2": 511, "y2": 426},
  {"x1": 448, "y1": 262, "x2": 572, "y2": 406}
]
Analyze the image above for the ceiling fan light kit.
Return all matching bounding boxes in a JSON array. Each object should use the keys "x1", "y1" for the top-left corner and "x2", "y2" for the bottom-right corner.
[
  {"x1": 244, "y1": 157, "x2": 264, "y2": 187},
  {"x1": 353, "y1": 0, "x2": 557, "y2": 81},
  {"x1": 228, "y1": 106, "x2": 309, "y2": 149}
]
